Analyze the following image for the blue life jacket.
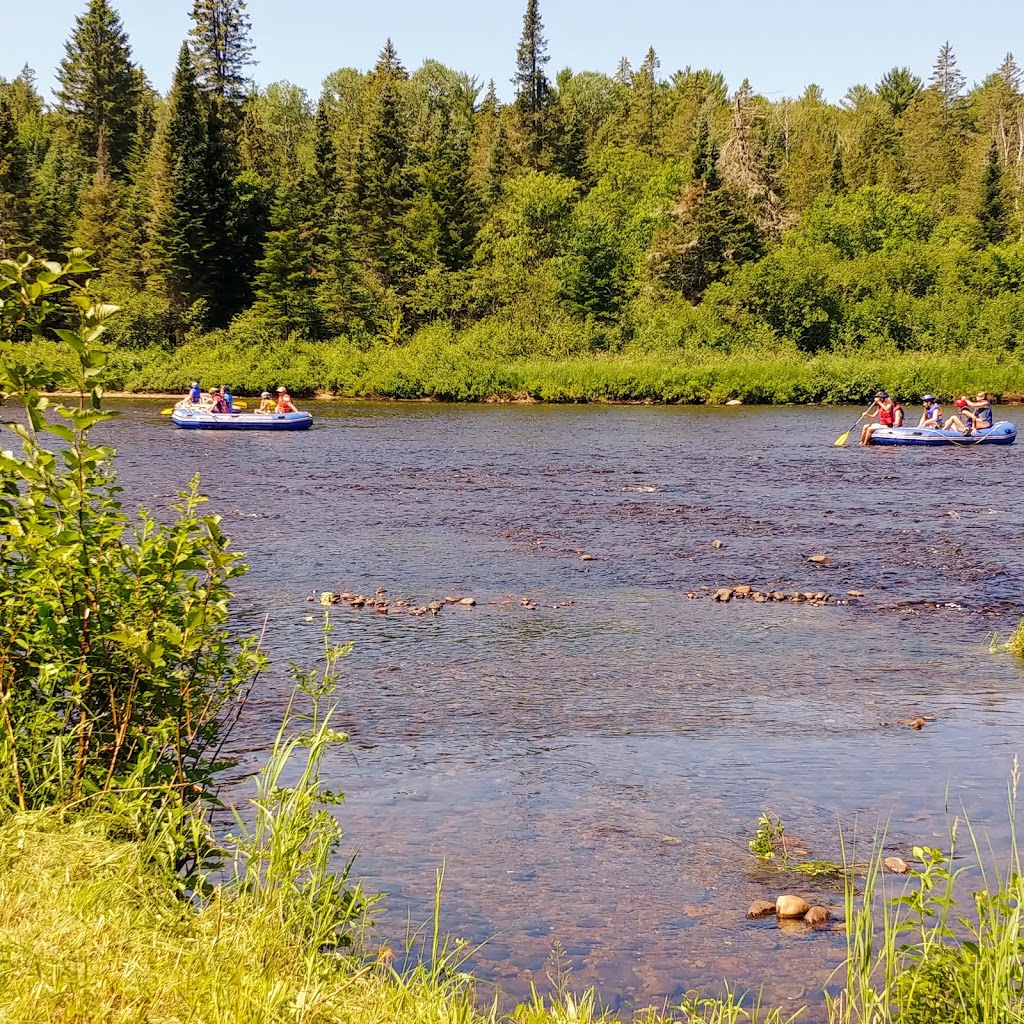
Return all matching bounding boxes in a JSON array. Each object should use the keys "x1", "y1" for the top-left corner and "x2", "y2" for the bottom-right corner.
[
  {"x1": 976, "y1": 404, "x2": 993, "y2": 427},
  {"x1": 927, "y1": 402, "x2": 942, "y2": 427},
  {"x1": 189, "y1": 384, "x2": 201, "y2": 403}
]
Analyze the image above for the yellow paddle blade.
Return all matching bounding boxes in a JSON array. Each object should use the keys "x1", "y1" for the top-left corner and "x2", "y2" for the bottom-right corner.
[
  {"x1": 160, "y1": 408, "x2": 173, "y2": 415},
  {"x1": 833, "y1": 430, "x2": 851, "y2": 447},
  {"x1": 233, "y1": 400, "x2": 248, "y2": 409}
]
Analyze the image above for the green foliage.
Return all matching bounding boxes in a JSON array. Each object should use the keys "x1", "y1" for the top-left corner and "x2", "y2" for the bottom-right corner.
[
  {"x1": 0, "y1": 253, "x2": 262, "y2": 842},
  {"x1": 749, "y1": 813, "x2": 785, "y2": 860},
  {"x1": 226, "y1": 616, "x2": 376, "y2": 949},
  {"x1": 55, "y1": 0, "x2": 142, "y2": 172},
  {"x1": 188, "y1": 0, "x2": 256, "y2": 104}
]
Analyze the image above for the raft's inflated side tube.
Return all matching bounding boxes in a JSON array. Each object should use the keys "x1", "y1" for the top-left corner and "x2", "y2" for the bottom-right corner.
[
  {"x1": 171, "y1": 409, "x2": 313, "y2": 431},
  {"x1": 868, "y1": 421, "x2": 1016, "y2": 447}
]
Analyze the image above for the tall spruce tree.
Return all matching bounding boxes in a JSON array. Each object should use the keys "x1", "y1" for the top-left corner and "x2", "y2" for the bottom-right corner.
[
  {"x1": 188, "y1": 0, "x2": 255, "y2": 104},
  {"x1": 979, "y1": 142, "x2": 1008, "y2": 243},
  {"x1": 930, "y1": 42, "x2": 966, "y2": 108},
  {"x1": 150, "y1": 44, "x2": 215, "y2": 322},
  {"x1": 56, "y1": 0, "x2": 142, "y2": 174},
  {"x1": 513, "y1": 0, "x2": 551, "y2": 165},
  {"x1": 356, "y1": 40, "x2": 414, "y2": 290}
]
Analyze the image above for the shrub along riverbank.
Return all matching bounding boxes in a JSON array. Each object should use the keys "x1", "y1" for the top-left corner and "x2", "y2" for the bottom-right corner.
[{"x1": 17, "y1": 333, "x2": 1024, "y2": 405}]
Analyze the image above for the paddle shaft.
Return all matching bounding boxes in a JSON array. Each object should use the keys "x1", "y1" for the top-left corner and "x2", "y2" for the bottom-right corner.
[{"x1": 834, "y1": 401, "x2": 877, "y2": 446}]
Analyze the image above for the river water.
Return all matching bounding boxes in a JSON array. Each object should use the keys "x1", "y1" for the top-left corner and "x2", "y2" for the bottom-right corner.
[{"x1": 105, "y1": 399, "x2": 1024, "y2": 1016}]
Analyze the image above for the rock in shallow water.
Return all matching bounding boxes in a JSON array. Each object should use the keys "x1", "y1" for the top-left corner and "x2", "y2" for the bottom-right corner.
[
  {"x1": 746, "y1": 899, "x2": 776, "y2": 920},
  {"x1": 776, "y1": 894, "x2": 811, "y2": 919},
  {"x1": 805, "y1": 906, "x2": 831, "y2": 928}
]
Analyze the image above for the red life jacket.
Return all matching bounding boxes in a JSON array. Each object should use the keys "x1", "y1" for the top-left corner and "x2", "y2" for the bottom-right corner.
[{"x1": 878, "y1": 402, "x2": 896, "y2": 427}]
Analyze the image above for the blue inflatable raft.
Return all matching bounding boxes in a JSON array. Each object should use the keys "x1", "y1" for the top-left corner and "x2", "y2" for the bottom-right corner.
[
  {"x1": 867, "y1": 421, "x2": 1016, "y2": 447},
  {"x1": 171, "y1": 408, "x2": 313, "y2": 431}
]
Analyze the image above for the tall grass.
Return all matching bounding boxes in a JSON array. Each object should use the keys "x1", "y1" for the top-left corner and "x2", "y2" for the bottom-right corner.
[
  {"x1": 16, "y1": 334, "x2": 1024, "y2": 405},
  {"x1": 829, "y1": 760, "x2": 1024, "y2": 1024}
]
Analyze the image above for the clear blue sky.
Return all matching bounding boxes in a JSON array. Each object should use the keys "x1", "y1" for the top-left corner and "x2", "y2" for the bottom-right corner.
[{"x1": 1, "y1": 0, "x2": 1021, "y2": 105}]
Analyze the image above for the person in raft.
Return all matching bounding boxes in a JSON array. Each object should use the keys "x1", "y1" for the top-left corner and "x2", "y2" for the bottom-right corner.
[
  {"x1": 207, "y1": 386, "x2": 229, "y2": 414},
  {"x1": 948, "y1": 391, "x2": 994, "y2": 435},
  {"x1": 945, "y1": 397, "x2": 975, "y2": 435},
  {"x1": 918, "y1": 395, "x2": 943, "y2": 429},
  {"x1": 256, "y1": 391, "x2": 276, "y2": 414},
  {"x1": 275, "y1": 386, "x2": 298, "y2": 413},
  {"x1": 859, "y1": 391, "x2": 903, "y2": 445},
  {"x1": 220, "y1": 384, "x2": 234, "y2": 413},
  {"x1": 187, "y1": 380, "x2": 202, "y2": 405}
]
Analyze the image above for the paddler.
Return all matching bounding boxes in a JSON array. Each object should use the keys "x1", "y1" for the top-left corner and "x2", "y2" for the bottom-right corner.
[
  {"x1": 275, "y1": 386, "x2": 298, "y2": 414},
  {"x1": 918, "y1": 395, "x2": 943, "y2": 429},
  {"x1": 859, "y1": 391, "x2": 896, "y2": 445},
  {"x1": 188, "y1": 380, "x2": 202, "y2": 405},
  {"x1": 256, "y1": 391, "x2": 276, "y2": 414}
]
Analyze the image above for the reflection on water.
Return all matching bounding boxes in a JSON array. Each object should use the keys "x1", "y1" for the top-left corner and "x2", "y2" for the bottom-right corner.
[{"x1": 104, "y1": 400, "x2": 1024, "y2": 1016}]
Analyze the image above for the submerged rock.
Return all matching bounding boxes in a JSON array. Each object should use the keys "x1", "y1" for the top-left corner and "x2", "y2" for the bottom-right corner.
[
  {"x1": 884, "y1": 856, "x2": 910, "y2": 874},
  {"x1": 746, "y1": 899, "x2": 776, "y2": 920},
  {"x1": 804, "y1": 906, "x2": 831, "y2": 928},
  {"x1": 712, "y1": 588, "x2": 734, "y2": 603}
]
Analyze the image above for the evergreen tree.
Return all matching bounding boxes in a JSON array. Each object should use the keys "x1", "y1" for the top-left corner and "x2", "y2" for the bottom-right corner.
[
  {"x1": 56, "y1": 0, "x2": 142, "y2": 173},
  {"x1": 355, "y1": 40, "x2": 414, "y2": 290},
  {"x1": 0, "y1": 96, "x2": 34, "y2": 257},
  {"x1": 188, "y1": 0, "x2": 255, "y2": 104},
  {"x1": 73, "y1": 127, "x2": 122, "y2": 264},
  {"x1": 32, "y1": 131, "x2": 89, "y2": 256},
  {"x1": 469, "y1": 80, "x2": 500, "y2": 189},
  {"x1": 150, "y1": 44, "x2": 215, "y2": 322},
  {"x1": 979, "y1": 142, "x2": 1008, "y2": 243},
  {"x1": 930, "y1": 41, "x2": 966, "y2": 108},
  {"x1": 513, "y1": 0, "x2": 551, "y2": 164},
  {"x1": 631, "y1": 47, "x2": 661, "y2": 154},
  {"x1": 648, "y1": 184, "x2": 764, "y2": 302},
  {"x1": 253, "y1": 182, "x2": 322, "y2": 337},
  {"x1": 691, "y1": 114, "x2": 720, "y2": 188},
  {"x1": 998, "y1": 52, "x2": 1022, "y2": 93},
  {"x1": 485, "y1": 119, "x2": 510, "y2": 205},
  {"x1": 876, "y1": 67, "x2": 922, "y2": 117},
  {"x1": 107, "y1": 92, "x2": 156, "y2": 286}
]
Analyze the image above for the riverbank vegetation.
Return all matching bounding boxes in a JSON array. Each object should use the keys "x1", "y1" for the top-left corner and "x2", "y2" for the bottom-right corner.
[{"x1": 2, "y1": 1, "x2": 1023, "y2": 401}]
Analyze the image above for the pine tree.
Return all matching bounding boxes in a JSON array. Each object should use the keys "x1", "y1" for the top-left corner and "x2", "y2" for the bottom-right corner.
[
  {"x1": 876, "y1": 67, "x2": 922, "y2": 117},
  {"x1": 188, "y1": 0, "x2": 255, "y2": 104},
  {"x1": 73, "y1": 127, "x2": 122, "y2": 264},
  {"x1": 0, "y1": 97, "x2": 34, "y2": 257},
  {"x1": 930, "y1": 42, "x2": 966, "y2": 108},
  {"x1": 150, "y1": 44, "x2": 215, "y2": 320},
  {"x1": 56, "y1": 0, "x2": 142, "y2": 174},
  {"x1": 513, "y1": 0, "x2": 551, "y2": 164},
  {"x1": 979, "y1": 142, "x2": 1008, "y2": 243},
  {"x1": 485, "y1": 119, "x2": 510, "y2": 205}
]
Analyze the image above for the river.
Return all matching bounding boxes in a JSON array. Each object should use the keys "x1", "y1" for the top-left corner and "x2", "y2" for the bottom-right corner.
[{"x1": 104, "y1": 399, "x2": 1024, "y2": 1016}]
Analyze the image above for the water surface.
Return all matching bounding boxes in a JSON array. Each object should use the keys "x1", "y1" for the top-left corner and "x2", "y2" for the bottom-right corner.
[{"x1": 105, "y1": 400, "x2": 1024, "y2": 1015}]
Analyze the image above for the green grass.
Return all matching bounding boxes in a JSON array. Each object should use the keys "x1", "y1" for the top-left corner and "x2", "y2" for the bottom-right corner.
[{"x1": 15, "y1": 334, "x2": 1024, "y2": 405}]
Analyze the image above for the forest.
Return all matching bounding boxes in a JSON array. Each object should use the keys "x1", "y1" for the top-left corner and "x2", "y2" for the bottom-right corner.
[{"x1": 1, "y1": 0, "x2": 1023, "y2": 400}]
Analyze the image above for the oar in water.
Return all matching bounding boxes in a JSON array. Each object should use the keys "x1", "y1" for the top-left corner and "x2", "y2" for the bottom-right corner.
[{"x1": 833, "y1": 402, "x2": 877, "y2": 447}]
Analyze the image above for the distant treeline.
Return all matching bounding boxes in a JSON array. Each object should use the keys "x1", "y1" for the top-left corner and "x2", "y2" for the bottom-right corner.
[{"x1": 1, "y1": 0, "x2": 1022, "y2": 381}]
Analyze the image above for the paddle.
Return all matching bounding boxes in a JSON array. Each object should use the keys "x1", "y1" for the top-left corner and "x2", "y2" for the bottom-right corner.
[{"x1": 833, "y1": 401, "x2": 877, "y2": 447}]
